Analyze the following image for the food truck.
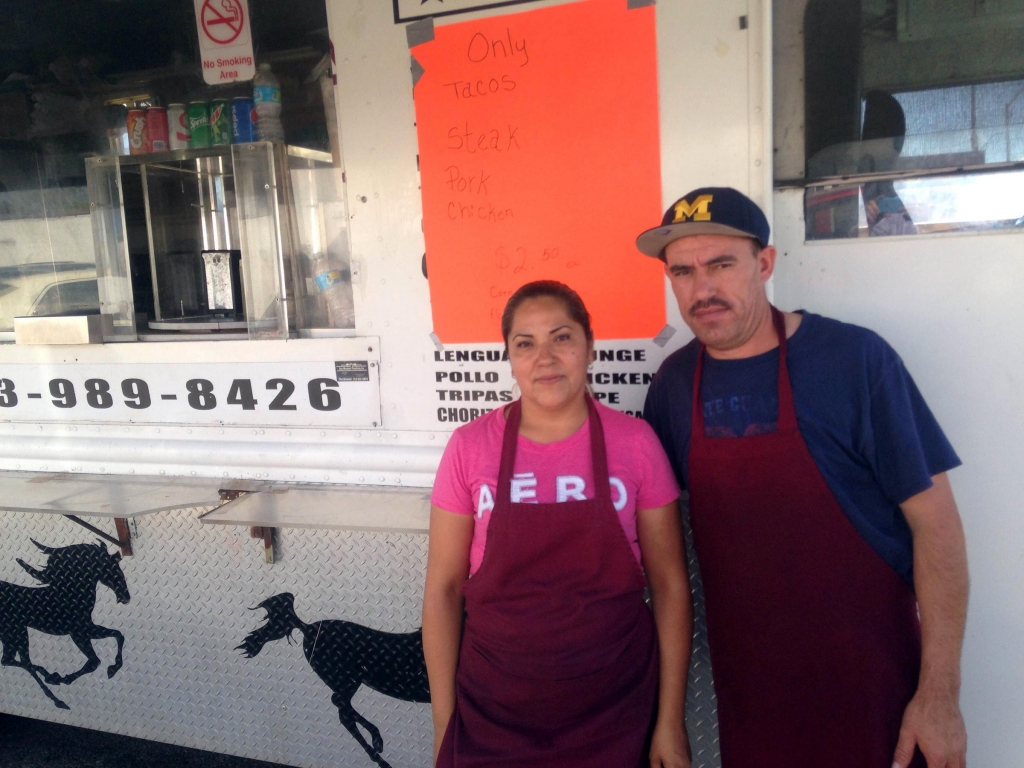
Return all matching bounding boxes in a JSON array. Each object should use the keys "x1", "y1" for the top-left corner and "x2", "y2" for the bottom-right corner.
[{"x1": 0, "y1": 0, "x2": 1021, "y2": 765}]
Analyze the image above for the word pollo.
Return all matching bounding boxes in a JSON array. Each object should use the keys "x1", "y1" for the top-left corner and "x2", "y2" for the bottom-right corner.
[
  {"x1": 444, "y1": 76, "x2": 516, "y2": 101},
  {"x1": 447, "y1": 122, "x2": 521, "y2": 153},
  {"x1": 436, "y1": 371, "x2": 499, "y2": 383},
  {"x1": 466, "y1": 29, "x2": 530, "y2": 67}
]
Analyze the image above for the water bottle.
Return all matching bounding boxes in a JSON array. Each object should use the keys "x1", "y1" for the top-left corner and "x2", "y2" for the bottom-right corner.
[
  {"x1": 253, "y1": 63, "x2": 284, "y2": 142},
  {"x1": 311, "y1": 254, "x2": 354, "y2": 328}
]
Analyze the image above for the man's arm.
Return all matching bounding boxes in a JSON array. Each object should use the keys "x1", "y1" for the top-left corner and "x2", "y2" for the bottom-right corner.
[
  {"x1": 423, "y1": 505, "x2": 474, "y2": 763},
  {"x1": 638, "y1": 500, "x2": 693, "y2": 768},
  {"x1": 893, "y1": 472, "x2": 968, "y2": 768}
]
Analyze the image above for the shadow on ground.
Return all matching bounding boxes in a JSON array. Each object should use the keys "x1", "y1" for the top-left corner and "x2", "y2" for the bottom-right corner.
[{"x1": 0, "y1": 714, "x2": 289, "y2": 768}]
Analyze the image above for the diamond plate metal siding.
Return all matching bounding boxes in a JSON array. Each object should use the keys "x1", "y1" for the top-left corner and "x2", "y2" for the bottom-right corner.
[
  {"x1": 682, "y1": 493, "x2": 722, "y2": 768},
  {"x1": 0, "y1": 508, "x2": 431, "y2": 768},
  {"x1": 0, "y1": 504, "x2": 721, "y2": 767}
]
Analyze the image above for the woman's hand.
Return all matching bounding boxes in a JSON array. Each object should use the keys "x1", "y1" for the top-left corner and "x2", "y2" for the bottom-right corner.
[
  {"x1": 649, "y1": 717, "x2": 691, "y2": 768},
  {"x1": 432, "y1": 729, "x2": 448, "y2": 767}
]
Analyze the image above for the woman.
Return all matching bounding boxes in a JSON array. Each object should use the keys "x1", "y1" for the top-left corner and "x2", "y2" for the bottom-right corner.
[{"x1": 423, "y1": 280, "x2": 692, "y2": 768}]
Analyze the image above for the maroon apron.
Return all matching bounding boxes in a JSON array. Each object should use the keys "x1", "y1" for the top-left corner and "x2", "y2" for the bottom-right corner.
[
  {"x1": 436, "y1": 396, "x2": 659, "y2": 768},
  {"x1": 687, "y1": 307, "x2": 924, "y2": 767}
]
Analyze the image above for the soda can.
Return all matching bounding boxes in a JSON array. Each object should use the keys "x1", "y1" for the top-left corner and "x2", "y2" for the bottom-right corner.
[
  {"x1": 209, "y1": 99, "x2": 231, "y2": 146},
  {"x1": 146, "y1": 107, "x2": 169, "y2": 152},
  {"x1": 168, "y1": 103, "x2": 189, "y2": 150},
  {"x1": 188, "y1": 101, "x2": 211, "y2": 149},
  {"x1": 231, "y1": 97, "x2": 255, "y2": 143},
  {"x1": 127, "y1": 109, "x2": 149, "y2": 154},
  {"x1": 105, "y1": 104, "x2": 129, "y2": 156}
]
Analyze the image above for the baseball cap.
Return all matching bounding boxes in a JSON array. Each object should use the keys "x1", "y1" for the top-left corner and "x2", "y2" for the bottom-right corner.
[{"x1": 636, "y1": 186, "x2": 770, "y2": 258}]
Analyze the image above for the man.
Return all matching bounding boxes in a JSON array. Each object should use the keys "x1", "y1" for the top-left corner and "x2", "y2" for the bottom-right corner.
[{"x1": 637, "y1": 187, "x2": 968, "y2": 768}]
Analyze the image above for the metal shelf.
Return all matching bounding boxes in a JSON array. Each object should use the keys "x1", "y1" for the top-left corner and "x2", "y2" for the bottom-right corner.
[
  {"x1": 87, "y1": 142, "x2": 333, "y2": 168},
  {"x1": 200, "y1": 485, "x2": 431, "y2": 534},
  {"x1": 0, "y1": 471, "x2": 230, "y2": 518}
]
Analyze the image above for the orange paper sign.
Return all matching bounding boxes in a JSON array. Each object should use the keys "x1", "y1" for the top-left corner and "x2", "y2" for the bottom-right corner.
[{"x1": 413, "y1": 0, "x2": 664, "y2": 343}]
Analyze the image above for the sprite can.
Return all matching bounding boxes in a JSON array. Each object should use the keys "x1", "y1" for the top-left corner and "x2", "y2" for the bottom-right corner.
[
  {"x1": 188, "y1": 102, "x2": 211, "y2": 149},
  {"x1": 210, "y1": 99, "x2": 231, "y2": 146}
]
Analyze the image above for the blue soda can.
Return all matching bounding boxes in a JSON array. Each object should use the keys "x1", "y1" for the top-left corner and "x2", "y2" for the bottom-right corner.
[{"x1": 231, "y1": 97, "x2": 256, "y2": 143}]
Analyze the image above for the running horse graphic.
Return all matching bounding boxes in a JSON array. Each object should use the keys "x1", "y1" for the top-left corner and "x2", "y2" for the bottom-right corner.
[
  {"x1": 0, "y1": 540, "x2": 130, "y2": 710},
  {"x1": 238, "y1": 593, "x2": 430, "y2": 768}
]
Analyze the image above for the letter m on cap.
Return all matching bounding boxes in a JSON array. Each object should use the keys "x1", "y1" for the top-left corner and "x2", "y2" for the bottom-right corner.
[{"x1": 673, "y1": 194, "x2": 713, "y2": 223}]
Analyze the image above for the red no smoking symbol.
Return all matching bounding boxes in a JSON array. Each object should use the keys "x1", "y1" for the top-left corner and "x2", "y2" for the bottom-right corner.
[{"x1": 201, "y1": 0, "x2": 245, "y2": 45}]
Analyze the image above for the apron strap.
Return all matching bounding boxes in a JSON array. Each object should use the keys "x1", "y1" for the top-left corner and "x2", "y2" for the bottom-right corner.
[
  {"x1": 771, "y1": 306, "x2": 798, "y2": 430},
  {"x1": 586, "y1": 395, "x2": 611, "y2": 501},
  {"x1": 691, "y1": 344, "x2": 708, "y2": 433},
  {"x1": 691, "y1": 305, "x2": 797, "y2": 433},
  {"x1": 495, "y1": 395, "x2": 611, "y2": 505},
  {"x1": 496, "y1": 399, "x2": 523, "y2": 506}
]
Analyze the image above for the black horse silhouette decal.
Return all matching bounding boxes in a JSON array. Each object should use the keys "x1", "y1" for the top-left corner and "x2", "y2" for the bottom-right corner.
[
  {"x1": 0, "y1": 540, "x2": 130, "y2": 710},
  {"x1": 238, "y1": 593, "x2": 430, "y2": 768}
]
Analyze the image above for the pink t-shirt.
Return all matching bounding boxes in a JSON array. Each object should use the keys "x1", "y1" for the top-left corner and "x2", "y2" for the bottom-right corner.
[{"x1": 431, "y1": 402, "x2": 680, "y2": 574}]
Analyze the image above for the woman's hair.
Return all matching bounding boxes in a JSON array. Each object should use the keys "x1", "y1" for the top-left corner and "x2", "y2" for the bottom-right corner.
[{"x1": 500, "y1": 280, "x2": 594, "y2": 349}]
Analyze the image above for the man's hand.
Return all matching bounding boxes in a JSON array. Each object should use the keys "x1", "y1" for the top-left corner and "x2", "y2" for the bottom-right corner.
[
  {"x1": 893, "y1": 687, "x2": 967, "y2": 768},
  {"x1": 865, "y1": 197, "x2": 881, "y2": 226},
  {"x1": 649, "y1": 719, "x2": 691, "y2": 768}
]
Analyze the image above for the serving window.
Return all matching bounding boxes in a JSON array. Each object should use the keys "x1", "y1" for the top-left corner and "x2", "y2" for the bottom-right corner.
[
  {"x1": 0, "y1": 0, "x2": 353, "y2": 342},
  {"x1": 87, "y1": 142, "x2": 352, "y2": 341},
  {"x1": 778, "y1": 0, "x2": 1024, "y2": 240}
]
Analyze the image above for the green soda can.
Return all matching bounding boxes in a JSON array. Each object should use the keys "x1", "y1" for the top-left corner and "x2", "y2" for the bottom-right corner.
[
  {"x1": 209, "y1": 99, "x2": 231, "y2": 146},
  {"x1": 188, "y1": 102, "x2": 211, "y2": 149}
]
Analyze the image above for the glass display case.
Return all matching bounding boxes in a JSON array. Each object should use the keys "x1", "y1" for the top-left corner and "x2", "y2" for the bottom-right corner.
[{"x1": 85, "y1": 142, "x2": 354, "y2": 342}]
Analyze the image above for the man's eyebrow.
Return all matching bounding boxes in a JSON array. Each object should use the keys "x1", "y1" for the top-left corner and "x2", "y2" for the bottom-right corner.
[
  {"x1": 702, "y1": 254, "x2": 738, "y2": 266},
  {"x1": 668, "y1": 253, "x2": 738, "y2": 273}
]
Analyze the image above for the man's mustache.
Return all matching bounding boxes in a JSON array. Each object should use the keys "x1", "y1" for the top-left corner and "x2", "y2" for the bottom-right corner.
[{"x1": 689, "y1": 298, "x2": 732, "y2": 316}]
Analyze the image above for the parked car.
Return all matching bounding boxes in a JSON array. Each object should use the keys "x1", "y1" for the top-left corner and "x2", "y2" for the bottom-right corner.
[{"x1": 0, "y1": 261, "x2": 98, "y2": 332}]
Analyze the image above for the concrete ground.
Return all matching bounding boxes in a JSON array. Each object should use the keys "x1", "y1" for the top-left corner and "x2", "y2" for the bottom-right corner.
[{"x1": 0, "y1": 714, "x2": 288, "y2": 768}]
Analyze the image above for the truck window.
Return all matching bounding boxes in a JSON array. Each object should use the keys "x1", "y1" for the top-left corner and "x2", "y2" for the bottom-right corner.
[
  {"x1": 0, "y1": 0, "x2": 352, "y2": 342},
  {"x1": 777, "y1": 0, "x2": 1024, "y2": 239}
]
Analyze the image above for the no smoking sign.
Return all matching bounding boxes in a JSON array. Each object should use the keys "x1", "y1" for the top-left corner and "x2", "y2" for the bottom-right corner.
[
  {"x1": 202, "y1": 0, "x2": 244, "y2": 44},
  {"x1": 194, "y1": 0, "x2": 255, "y2": 84}
]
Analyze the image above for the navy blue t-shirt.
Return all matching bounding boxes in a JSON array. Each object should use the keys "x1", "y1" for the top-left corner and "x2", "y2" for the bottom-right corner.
[{"x1": 643, "y1": 311, "x2": 961, "y2": 584}]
